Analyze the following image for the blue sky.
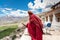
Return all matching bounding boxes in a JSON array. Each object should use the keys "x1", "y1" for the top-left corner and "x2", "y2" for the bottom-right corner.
[
  {"x1": 0, "y1": 0, "x2": 60, "y2": 17},
  {"x1": 0, "y1": 0, "x2": 34, "y2": 10},
  {"x1": 0, "y1": 0, "x2": 34, "y2": 17}
]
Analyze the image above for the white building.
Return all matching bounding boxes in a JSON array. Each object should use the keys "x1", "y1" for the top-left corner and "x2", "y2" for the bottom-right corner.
[{"x1": 38, "y1": 2, "x2": 60, "y2": 30}]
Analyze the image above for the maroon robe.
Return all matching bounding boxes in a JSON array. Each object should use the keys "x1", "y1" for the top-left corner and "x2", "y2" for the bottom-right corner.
[{"x1": 26, "y1": 14, "x2": 43, "y2": 40}]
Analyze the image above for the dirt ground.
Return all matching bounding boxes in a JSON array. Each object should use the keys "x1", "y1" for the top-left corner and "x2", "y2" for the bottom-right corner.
[{"x1": 15, "y1": 28, "x2": 60, "y2": 40}]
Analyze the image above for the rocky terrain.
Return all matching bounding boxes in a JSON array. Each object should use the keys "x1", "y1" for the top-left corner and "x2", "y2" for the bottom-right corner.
[{"x1": 0, "y1": 15, "x2": 28, "y2": 25}]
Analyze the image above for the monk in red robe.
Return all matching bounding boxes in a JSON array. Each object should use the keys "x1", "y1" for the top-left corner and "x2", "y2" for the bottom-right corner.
[{"x1": 26, "y1": 11, "x2": 43, "y2": 40}]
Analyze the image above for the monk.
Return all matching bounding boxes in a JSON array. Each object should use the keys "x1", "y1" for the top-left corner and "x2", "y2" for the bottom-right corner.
[{"x1": 26, "y1": 11, "x2": 43, "y2": 40}]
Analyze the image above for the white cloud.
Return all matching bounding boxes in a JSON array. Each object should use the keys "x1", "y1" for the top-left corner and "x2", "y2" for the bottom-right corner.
[
  {"x1": 9, "y1": 10, "x2": 20, "y2": 16},
  {"x1": 33, "y1": 0, "x2": 47, "y2": 9},
  {"x1": 28, "y1": 0, "x2": 60, "y2": 9},
  {"x1": 28, "y1": 2, "x2": 34, "y2": 9},
  {"x1": 0, "y1": 8, "x2": 28, "y2": 17},
  {"x1": 28, "y1": 0, "x2": 46, "y2": 9},
  {"x1": 29, "y1": 9, "x2": 41, "y2": 14},
  {"x1": 0, "y1": 8, "x2": 9, "y2": 14},
  {"x1": 9, "y1": 10, "x2": 28, "y2": 17},
  {"x1": 28, "y1": 0, "x2": 60, "y2": 12},
  {"x1": 4, "y1": 8, "x2": 12, "y2": 10},
  {"x1": 42, "y1": 8, "x2": 52, "y2": 12}
]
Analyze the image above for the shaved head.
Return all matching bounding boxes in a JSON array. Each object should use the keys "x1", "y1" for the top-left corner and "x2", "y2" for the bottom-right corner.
[{"x1": 28, "y1": 11, "x2": 33, "y2": 15}]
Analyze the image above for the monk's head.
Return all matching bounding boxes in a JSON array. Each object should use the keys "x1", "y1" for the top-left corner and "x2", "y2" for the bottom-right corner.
[{"x1": 28, "y1": 11, "x2": 33, "y2": 16}]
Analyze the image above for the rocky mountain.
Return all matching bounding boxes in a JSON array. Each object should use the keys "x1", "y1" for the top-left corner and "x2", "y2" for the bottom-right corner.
[{"x1": 0, "y1": 15, "x2": 28, "y2": 25}]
